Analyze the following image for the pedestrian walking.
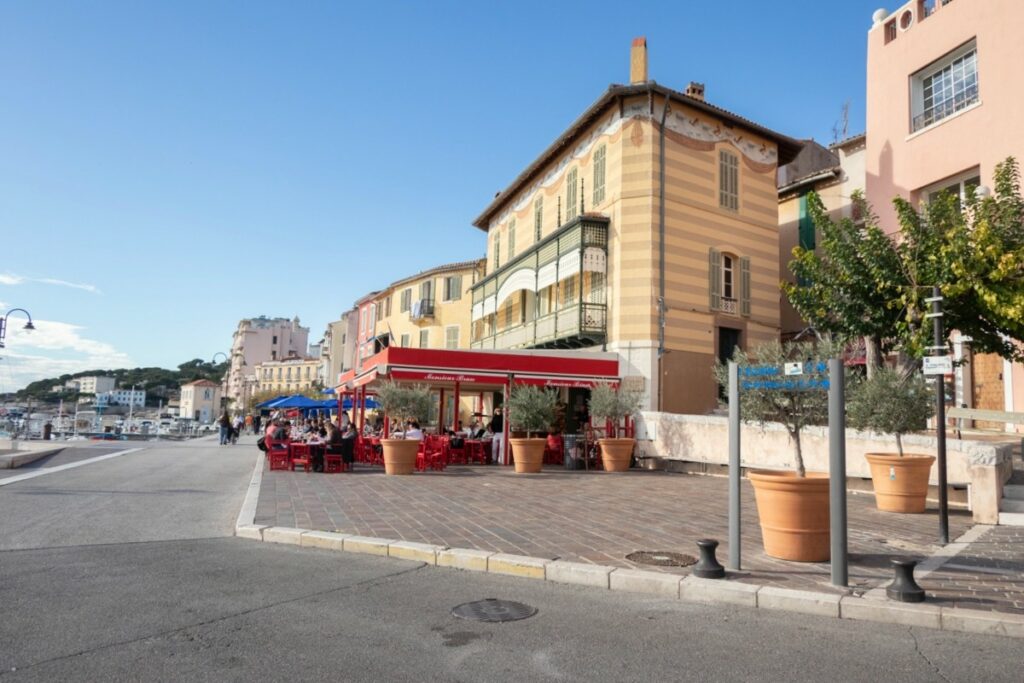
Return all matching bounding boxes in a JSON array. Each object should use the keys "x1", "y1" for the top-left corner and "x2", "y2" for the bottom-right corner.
[
  {"x1": 217, "y1": 410, "x2": 231, "y2": 445},
  {"x1": 489, "y1": 407, "x2": 504, "y2": 464}
]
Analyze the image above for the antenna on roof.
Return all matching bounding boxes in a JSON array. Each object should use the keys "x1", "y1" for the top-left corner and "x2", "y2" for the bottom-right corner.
[{"x1": 831, "y1": 101, "x2": 850, "y2": 144}]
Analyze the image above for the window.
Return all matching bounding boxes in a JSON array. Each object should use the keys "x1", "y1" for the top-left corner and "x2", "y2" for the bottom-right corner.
[
  {"x1": 722, "y1": 254, "x2": 735, "y2": 300},
  {"x1": 592, "y1": 145, "x2": 606, "y2": 205},
  {"x1": 565, "y1": 168, "x2": 578, "y2": 221},
  {"x1": 445, "y1": 326, "x2": 459, "y2": 349},
  {"x1": 272, "y1": 335, "x2": 277, "y2": 344},
  {"x1": 419, "y1": 279, "x2": 432, "y2": 302},
  {"x1": 287, "y1": 368, "x2": 292, "y2": 379},
  {"x1": 924, "y1": 171, "x2": 981, "y2": 211},
  {"x1": 562, "y1": 276, "x2": 576, "y2": 306},
  {"x1": 534, "y1": 197, "x2": 543, "y2": 242},
  {"x1": 912, "y1": 43, "x2": 978, "y2": 132},
  {"x1": 504, "y1": 302, "x2": 513, "y2": 327},
  {"x1": 384, "y1": 296, "x2": 392, "y2": 317},
  {"x1": 400, "y1": 288, "x2": 412, "y2": 312},
  {"x1": 719, "y1": 150, "x2": 739, "y2": 210},
  {"x1": 494, "y1": 232, "x2": 501, "y2": 270},
  {"x1": 708, "y1": 248, "x2": 750, "y2": 316},
  {"x1": 400, "y1": 333, "x2": 410, "y2": 347},
  {"x1": 419, "y1": 330, "x2": 429, "y2": 348},
  {"x1": 305, "y1": 367, "x2": 310, "y2": 379},
  {"x1": 443, "y1": 275, "x2": 463, "y2": 301},
  {"x1": 508, "y1": 218, "x2": 516, "y2": 261}
]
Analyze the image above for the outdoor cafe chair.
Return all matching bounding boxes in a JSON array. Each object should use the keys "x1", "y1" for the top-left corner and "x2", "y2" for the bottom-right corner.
[{"x1": 289, "y1": 443, "x2": 313, "y2": 473}]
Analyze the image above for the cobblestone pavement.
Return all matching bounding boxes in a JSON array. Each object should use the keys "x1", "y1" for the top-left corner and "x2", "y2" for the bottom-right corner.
[{"x1": 254, "y1": 462, "x2": 1024, "y2": 614}]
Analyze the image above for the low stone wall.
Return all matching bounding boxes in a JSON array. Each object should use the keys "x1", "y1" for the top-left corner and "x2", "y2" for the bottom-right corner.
[{"x1": 635, "y1": 412, "x2": 1014, "y2": 524}]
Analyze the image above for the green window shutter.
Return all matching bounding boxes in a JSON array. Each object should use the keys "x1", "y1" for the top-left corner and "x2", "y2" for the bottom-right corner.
[
  {"x1": 534, "y1": 198, "x2": 543, "y2": 241},
  {"x1": 740, "y1": 257, "x2": 751, "y2": 317},
  {"x1": 709, "y1": 248, "x2": 722, "y2": 310},
  {"x1": 451, "y1": 275, "x2": 462, "y2": 301},
  {"x1": 593, "y1": 145, "x2": 606, "y2": 205},
  {"x1": 798, "y1": 194, "x2": 815, "y2": 251},
  {"x1": 509, "y1": 219, "x2": 516, "y2": 260}
]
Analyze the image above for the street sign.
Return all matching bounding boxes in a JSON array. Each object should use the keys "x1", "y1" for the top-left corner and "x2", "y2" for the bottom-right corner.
[
  {"x1": 784, "y1": 362, "x2": 803, "y2": 376},
  {"x1": 923, "y1": 356, "x2": 953, "y2": 375}
]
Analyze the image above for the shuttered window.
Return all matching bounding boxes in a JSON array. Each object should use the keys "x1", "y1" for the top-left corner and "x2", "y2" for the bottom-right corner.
[
  {"x1": 534, "y1": 197, "x2": 543, "y2": 242},
  {"x1": 400, "y1": 334, "x2": 410, "y2": 347},
  {"x1": 445, "y1": 326, "x2": 459, "y2": 349},
  {"x1": 719, "y1": 150, "x2": 739, "y2": 211},
  {"x1": 494, "y1": 233, "x2": 501, "y2": 270},
  {"x1": 592, "y1": 145, "x2": 606, "y2": 205},
  {"x1": 443, "y1": 275, "x2": 462, "y2": 301},
  {"x1": 508, "y1": 218, "x2": 516, "y2": 261},
  {"x1": 419, "y1": 330, "x2": 429, "y2": 348},
  {"x1": 420, "y1": 279, "x2": 432, "y2": 301},
  {"x1": 400, "y1": 289, "x2": 412, "y2": 312},
  {"x1": 566, "y1": 168, "x2": 578, "y2": 221},
  {"x1": 708, "y1": 248, "x2": 722, "y2": 310},
  {"x1": 740, "y1": 257, "x2": 751, "y2": 317}
]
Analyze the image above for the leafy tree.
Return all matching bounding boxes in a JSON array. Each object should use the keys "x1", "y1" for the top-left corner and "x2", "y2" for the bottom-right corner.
[
  {"x1": 784, "y1": 157, "x2": 1024, "y2": 368},
  {"x1": 587, "y1": 384, "x2": 644, "y2": 437},
  {"x1": 847, "y1": 368, "x2": 933, "y2": 456},
  {"x1": 713, "y1": 340, "x2": 838, "y2": 477},
  {"x1": 507, "y1": 385, "x2": 559, "y2": 437}
]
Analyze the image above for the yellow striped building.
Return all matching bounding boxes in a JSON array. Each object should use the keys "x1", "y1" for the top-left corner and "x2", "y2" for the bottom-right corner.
[{"x1": 470, "y1": 39, "x2": 800, "y2": 414}]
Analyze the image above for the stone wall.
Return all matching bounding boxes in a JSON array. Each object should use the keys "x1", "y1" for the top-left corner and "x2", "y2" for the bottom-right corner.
[{"x1": 635, "y1": 411, "x2": 1013, "y2": 523}]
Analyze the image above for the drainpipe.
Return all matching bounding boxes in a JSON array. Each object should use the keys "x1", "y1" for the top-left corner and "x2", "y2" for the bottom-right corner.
[{"x1": 657, "y1": 90, "x2": 671, "y2": 411}]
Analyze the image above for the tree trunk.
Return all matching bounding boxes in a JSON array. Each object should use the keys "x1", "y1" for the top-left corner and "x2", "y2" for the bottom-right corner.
[
  {"x1": 792, "y1": 430, "x2": 806, "y2": 477},
  {"x1": 865, "y1": 335, "x2": 883, "y2": 380},
  {"x1": 895, "y1": 432, "x2": 904, "y2": 457}
]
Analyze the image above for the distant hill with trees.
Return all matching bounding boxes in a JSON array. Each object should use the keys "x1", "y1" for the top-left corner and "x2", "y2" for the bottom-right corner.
[{"x1": 16, "y1": 358, "x2": 229, "y2": 406}]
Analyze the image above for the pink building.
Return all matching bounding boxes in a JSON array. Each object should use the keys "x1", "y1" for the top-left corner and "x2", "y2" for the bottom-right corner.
[{"x1": 866, "y1": 0, "x2": 1024, "y2": 428}]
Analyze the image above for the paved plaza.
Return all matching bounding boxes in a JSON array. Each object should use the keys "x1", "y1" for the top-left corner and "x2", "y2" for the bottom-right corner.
[{"x1": 254, "y1": 460, "x2": 1024, "y2": 615}]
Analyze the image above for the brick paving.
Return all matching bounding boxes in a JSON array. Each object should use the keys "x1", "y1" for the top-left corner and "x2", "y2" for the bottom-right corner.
[{"x1": 254, "y1": 462, "x2": 1024, "y2": 614}]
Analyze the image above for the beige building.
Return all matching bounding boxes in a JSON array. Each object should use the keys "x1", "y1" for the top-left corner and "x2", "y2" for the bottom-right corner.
[
  {"x1": 223, "y1": 316, "x2": 309, "y2": 407},
  {"x1": 179, "y1": 379, "x2": 222, "y2": 423},
  {"x1": 255, "y1": 356, "x2": 322, "y2": 395},
  {"x1": 469, "y1": 39, "x2": 799, "y2": 414},
  {"x1": 777, "y1": 134, "x2": 866, "y2": 338},
  {"x1": 69, "y1": 375, "x2": 116, "y2": 395},
  {"x1": 319, "y1": 309, "x2": 358, "y2": 388},
  {"x1": 356, "y1": 260, "x2": 486, "y2": 363}
]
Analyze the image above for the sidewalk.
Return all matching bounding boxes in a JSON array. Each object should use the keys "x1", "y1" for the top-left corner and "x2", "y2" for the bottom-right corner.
[{"x1": 253, "y1": 460, "x2": 1022, "y2": 616}]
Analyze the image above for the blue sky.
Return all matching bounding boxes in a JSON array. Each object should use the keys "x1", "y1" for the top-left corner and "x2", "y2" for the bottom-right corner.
[{"x1": 0, "y1": 0, "x2": 885, "y2": 390}]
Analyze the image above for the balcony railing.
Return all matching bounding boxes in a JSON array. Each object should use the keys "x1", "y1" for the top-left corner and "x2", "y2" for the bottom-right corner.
[
  {"x1": 471, "y1": 303, "x2": 607, "y2": 350},
  {"x1": 410, "y1": 299, "x2": 435, "y2": 321},
  {"x1": 912, "y1": 84, "x2": 978, "y2": 132},
  {"x1": 720, "y1": 297, "x2": 737, "y2": 315}
]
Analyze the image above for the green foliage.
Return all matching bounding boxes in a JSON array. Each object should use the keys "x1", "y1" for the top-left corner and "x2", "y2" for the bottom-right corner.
[
  {"x1": 587, "y1": 384, "x2": 645, "y2": 426},
  {"x1": 374, "y1": 382, "x2": 433, "y2": 425},
  {"x1": 713, "y1": 340, "x2": 838, "y2": 477},
  {"x1": 785, "y1": 157, "x2": 1024, "y2": 362},
  {"x1": 847, "y1": 368, "x2": 933, "y2": 456},
  {"x1": 507, "y1": 385, "x2": 558, "y2": 437}
]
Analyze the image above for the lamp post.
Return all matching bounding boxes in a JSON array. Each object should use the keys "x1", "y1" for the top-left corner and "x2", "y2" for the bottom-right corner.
[{"x1": 0, "y1": 308, "x2": 35, "y2": 349}]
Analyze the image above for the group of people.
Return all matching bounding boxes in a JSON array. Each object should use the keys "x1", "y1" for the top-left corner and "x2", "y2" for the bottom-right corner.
[
  {"x1": 217, "y1": 411, "x2": 264, "y2": 446},
  {"x1": 263, "y1": 414, "x2": 358, "y2": 472}
]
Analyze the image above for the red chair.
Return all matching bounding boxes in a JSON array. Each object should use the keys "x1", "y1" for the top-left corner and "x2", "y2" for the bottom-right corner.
[
  {"x1": 447, "y1": 437, "x2": 467, "y2": 465},
  {"x1": 268, "y1": 440, "x2": 290, "y2": 471},
  {"x1": 289, "y1": 443, "x2": 312, "y2": 472},
  {"x1": 324, "y1": 453, "x2": 344, "y2": 473},
  {"x1": 544, "y1": 434, "x2": 564, "y2": 465}
]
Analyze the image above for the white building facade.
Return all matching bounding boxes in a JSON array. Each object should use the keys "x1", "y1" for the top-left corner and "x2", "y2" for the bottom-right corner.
[{"x1": 222, "y1": 316, "x2": 309, "y2": 408}]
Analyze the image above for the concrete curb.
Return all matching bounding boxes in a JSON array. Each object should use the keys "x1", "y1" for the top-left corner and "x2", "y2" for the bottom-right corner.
[
  {"x1": 235, "y1": 457, "x2": 1024, "y2": 639},
  {"x1": 0, "y1": 447, "x2": 64, "y2": 469}
]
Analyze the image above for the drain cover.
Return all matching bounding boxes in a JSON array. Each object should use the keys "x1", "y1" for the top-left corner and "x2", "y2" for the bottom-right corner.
[
  {"x1": 626, "y1": 551, "x2": 697, "y2": 567},
  {"x1": 451, "y1": 599, "x2": 537, "y2": 623}
]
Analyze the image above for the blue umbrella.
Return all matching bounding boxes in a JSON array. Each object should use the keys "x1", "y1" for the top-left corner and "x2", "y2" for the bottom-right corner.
[{"x1": 256, "y1": 395, "x2": 287, "y2": 408}]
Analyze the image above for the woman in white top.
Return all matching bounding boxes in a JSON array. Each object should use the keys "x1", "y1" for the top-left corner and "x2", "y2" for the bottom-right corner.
[{"x1": 403, "y1": 420, "x2": 424, "y2": 441}]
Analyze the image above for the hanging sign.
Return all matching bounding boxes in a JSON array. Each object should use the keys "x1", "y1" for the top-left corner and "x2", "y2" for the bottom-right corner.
[{"x1": 740, "y1": 362, "x2": 829, "y2": 391}]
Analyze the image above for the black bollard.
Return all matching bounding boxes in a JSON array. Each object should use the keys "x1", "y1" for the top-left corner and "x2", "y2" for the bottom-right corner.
[
  {"x1": 693, "y1": 539, "x2": 726, "y2": 579},
  {"x1": 886, "y1": 559, "x2": 925, "y2": 603}
]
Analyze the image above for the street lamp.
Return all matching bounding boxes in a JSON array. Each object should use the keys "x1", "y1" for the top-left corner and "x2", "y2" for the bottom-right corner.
[{"x1": 0, "y1": 308, "x2": 35, "y2": 348}]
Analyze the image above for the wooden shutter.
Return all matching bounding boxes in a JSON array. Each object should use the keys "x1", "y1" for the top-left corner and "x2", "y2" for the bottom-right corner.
[
  {"x1": 451, "y1": 275, "x2": 462, "y2": 301},
  {"x1": 709, "y1": 248, "x2": 722, "y2": 310},
  {"x1": 740, "y1": 256, "x2": 751, "y2": 317}
]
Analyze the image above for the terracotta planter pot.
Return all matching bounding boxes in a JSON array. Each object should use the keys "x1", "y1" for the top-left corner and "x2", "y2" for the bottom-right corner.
[
  {"x1": 598, "y1": 438, "x2": 635, "y2": 472},
  {"x1": 864, "y1": 453, "x2": 936, "y2": 513},
  {"x1": 381, "y1": 438, "x2": 419, "y2": 475},
  {"x1": 748, "y1": 470, "x2": 831, "y2": 562},
  {"x1": 509, "y1": 437, "x2": 545, "y2": 473}
]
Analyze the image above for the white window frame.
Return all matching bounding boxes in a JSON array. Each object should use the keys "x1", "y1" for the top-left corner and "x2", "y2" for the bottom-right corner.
[
  {"x1": 921, "y1": 168, "x2": 981, "y2": 207},
  {"x1": 910, "y1": 40, "x2": 978, "y2": 134},
  {"x1": 444, "y1": 325, "x2": 460, "y2": 350},
  {"x1": 419, "y1": 329, "x2": 429, "y2": 348}
]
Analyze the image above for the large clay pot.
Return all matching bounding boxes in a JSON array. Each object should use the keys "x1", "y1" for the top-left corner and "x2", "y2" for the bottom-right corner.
[
  {"x1": 381, "y1": 438, "x2": 419, "y2": 475},
  {"x1": 509, "y1": 438, "x2": 545, "y2": 473},
  {"x1": 598, "y1": 438, "x2": 635, "y2": 472},
  {"x1": 748, "y1": 470, "x2": 831, "y2": 562},
  {"x1": 864, "y1": 453, "x2": 936, "y2": 513}
]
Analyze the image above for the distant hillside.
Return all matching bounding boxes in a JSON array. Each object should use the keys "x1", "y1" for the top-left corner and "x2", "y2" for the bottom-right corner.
[{"x1": 16, "y1": 358, "x2": 229, "y2": 406}]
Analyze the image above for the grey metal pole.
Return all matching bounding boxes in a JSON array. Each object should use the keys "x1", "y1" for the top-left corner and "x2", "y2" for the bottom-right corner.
[
  {"x1": 931, "y1": 286, "x2": 949, "y2": 544},
  {"x1": 728, "y1": 361, "x2": 741, "y2": 570},
  {"x1": 828, "y1": 358, "x2": 848, "y2": 587}
]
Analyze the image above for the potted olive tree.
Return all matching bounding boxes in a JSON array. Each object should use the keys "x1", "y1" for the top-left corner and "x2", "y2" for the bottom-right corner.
[
  {"x1": 848, "y1": 367, "x2": 935, "y2": 513},
  {"x1": 507, "y1": 385, "x2": 558, "y2": 474},
  {"x1": 587, "y1": 384, "x2": 644, "y2": 472},
  {"x1": 714, "y1": 340, "x2": 834, "y2": 562},
  {"x1": 375, "y1": 381, "x2": 433, "y2": 475}
]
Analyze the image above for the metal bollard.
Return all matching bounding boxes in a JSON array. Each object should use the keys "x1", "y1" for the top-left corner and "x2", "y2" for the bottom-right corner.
[
  {"x1": 886, "y1": 559, "x2": 925, "y2": 603},
  {"x1": 693, "y1": 539, "x2": 725, "y2": 579}
]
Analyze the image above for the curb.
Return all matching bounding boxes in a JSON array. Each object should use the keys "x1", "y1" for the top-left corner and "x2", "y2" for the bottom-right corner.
[
  {"x1": 233, "y1": 457, "x2": 1024, "y2": 640},
  {"x1": 0, "y1": 447, "x2": 65, "y2": 469}
]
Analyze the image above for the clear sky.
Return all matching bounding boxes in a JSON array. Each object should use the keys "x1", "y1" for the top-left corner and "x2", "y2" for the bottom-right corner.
[{"x1": 0, "y1": 0, "x2": 887, "y2": 390}]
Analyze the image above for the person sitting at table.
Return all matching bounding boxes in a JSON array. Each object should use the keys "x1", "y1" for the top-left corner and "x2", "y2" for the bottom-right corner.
[
  {"x1": 448, "y1": 421, "x2": 465, "y2": 449},
  {"x1": 338, "y1": 422, "x2": 357, "y2": 468},
  {"x1": 268, "y1": 420, "x2": 290, "y2": 450},
  {"x1": 403, "y1": 420, "x2": 424, "y2": 441}
]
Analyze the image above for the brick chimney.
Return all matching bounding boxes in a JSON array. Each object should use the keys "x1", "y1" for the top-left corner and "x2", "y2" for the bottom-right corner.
[
  {"x1": 630, "y1": 37, "x2": 648, "y2": 84},
  {"x1": 685, "y1": 81, "x2": 705, "y2": 101}
]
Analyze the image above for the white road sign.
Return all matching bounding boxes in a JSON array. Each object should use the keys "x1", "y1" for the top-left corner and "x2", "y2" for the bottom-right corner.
[{"x1": 923, "y1": 356, "x2": 953, "y2": 375}]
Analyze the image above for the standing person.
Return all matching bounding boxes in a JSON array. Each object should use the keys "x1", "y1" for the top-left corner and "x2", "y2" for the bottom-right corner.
[
  {"x1": 253, "y1": 414, "x2": 262, "y2": 434},
  {"x1": 232, "y1": 415, "x2": 243, "y2": 444},
  {"x1": 217, "y1": 410, "x2": 231, "y2": 445},
  {"x1": 490, "y1": 407, "x2": 504, "y2": 465},
  {"x1": 244, "y1": 413, "x2": 253, "y2": 434}
]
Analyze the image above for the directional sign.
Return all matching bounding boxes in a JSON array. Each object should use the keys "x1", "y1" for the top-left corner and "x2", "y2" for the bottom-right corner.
[{"x1": 923, "y1": 356, "x2": 953, "y2": 375}]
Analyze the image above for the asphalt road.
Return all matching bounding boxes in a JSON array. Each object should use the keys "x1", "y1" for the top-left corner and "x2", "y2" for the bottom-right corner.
[{"x1": 0, "y1": 438, "x2": 1019, "y2": 682}]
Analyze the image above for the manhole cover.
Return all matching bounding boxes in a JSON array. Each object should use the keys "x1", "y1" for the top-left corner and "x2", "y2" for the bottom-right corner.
[
  {"x1": 451, "y1": 599, "x2": 537, "y2": 623},
  {"x1": 626, "y1": 551, "x2": 697, "y2": 567}
]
